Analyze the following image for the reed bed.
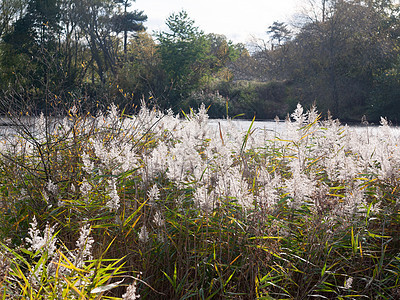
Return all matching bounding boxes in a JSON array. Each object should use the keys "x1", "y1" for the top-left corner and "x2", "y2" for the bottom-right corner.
[{"x1": 0, "y1": 103, "x2": 399, "y2": 299}]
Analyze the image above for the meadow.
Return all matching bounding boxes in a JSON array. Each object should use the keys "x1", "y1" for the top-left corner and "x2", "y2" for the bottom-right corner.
[{"x1": 0, "y1": 103, "x2": 400, "y2": 299}]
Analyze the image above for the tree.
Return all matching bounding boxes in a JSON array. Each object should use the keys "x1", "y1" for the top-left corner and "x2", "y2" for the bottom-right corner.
[
  {"x1": 2, "y1": 0, "x2": 61, "y2": 54},
  {"x1": 0, "y1": 0, "x2": 26, "y2": 39},
  {"x1": 0, "y1": 0, "x2": 149, "y2": 110},
  {"x1": 267, "y1": 21, "x2": 291, "y2": 49},
  {"x1": 116, "y1": 32, "x2": 166, "y2": 107},
  {"x1": 112, "y1": 0, "x2": 147, "y2": 55},
  {"x1": 63, "y1": 0, "x2": 147, "y2": 85},
  {"x1": 368, "y1": 58, "x2": 400, "y2": 123},
  {"x1": 0, "y1": 0, "x2": 64, "y2": 107},
  {"x1": 205, "y1": 33, "x2": 241, "y2": 80},
  {"x1": 156, "y1": 10, "x2": 211, "y2": 106}
]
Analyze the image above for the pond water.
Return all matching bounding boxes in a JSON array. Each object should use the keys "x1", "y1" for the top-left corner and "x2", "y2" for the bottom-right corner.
[
  {"x1": 208, "y1": 119, "x2": 283, "y2": 133},
  {"x1": 1, "y1": 116, "x2": 400, "y2": 140},
  {"x1": 209, "y1": 118, "x2": 400, "y2": 136}
]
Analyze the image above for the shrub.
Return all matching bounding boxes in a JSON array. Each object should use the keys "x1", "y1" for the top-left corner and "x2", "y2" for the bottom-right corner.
[{"x1": 211, "y1": 80, "x2": 289, "y2": 119}]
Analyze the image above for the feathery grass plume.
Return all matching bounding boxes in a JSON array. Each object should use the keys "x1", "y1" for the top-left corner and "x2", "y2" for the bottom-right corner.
[
  {"x1": 0, "y1": 249, "x2": 10, "y2": 289},
  {"x1": 193, "y1": 185, "x2": 214, "y2": 212},
  {"x1": 152, "y1": 211, "x2": 165, "y2": 227},
  {"x1": 255, "y1": 168, "x2": 281, "y2": 208},
  {"x1": 122, "y1": 279, "x2": 140, "y2": 299},
  {"x1": 74, "y1": 223, "x2": 94, "y2": 269},
  {"x1": 147, "y1": 184, "x2": 160, "y2": 206},
  {"x1": 25, "y1": 216, "x2": 57, "y2": 257},
  {"x1": 138, "y1": 225, "x2": 149, "y2": 243},
  {"x1": 79, "y1": 177, "x2": 92, "y2": 197},
  {"x1": 106, "y1": 178, "x2": 120, "y2": 211},
  {"x1": 344, "y1": 277, "x2": 353, "y2": 290},
  {"x1": 46, "y1": 179, "x2": 58, "y2": 194},
  {"x1": 81, "y1": 152, "x2": 95, "y2": 174},
  {"x1": 285, "y1": 163, "x2": 316, "y2": 209},
  {"x1": 142, "y1": 141, "x2": 169, "y2": 181}
]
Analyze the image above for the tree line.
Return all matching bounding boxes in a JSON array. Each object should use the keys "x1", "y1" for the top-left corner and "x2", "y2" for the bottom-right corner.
[
  {"x1": 0, "y1": 0, "x2": 244, "y2": 114},
  {"x1": 1, "y1": 0, "x2": 400, "y2": 122},
  {"x1": 245, "y1": 0, "x2": 400, "y2": 122}
]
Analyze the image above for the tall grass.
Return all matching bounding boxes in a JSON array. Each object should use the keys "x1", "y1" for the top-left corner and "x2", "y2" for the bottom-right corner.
[{"x1": 0, "y1": 103, "x2": 399, "y2": 299}]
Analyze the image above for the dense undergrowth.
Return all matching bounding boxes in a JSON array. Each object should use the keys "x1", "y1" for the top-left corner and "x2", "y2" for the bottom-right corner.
[{"x1": 0, "y1": 103, "x2": 400, "y2": 299}]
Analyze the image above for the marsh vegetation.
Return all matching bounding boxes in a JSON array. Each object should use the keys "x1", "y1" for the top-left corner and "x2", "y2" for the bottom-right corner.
[{"x1": 0, "y1": 104, "x2": 400, "y2": 298}]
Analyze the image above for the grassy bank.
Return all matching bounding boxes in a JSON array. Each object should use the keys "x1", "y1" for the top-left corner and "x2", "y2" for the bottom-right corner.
[{"x1": 0, "y1": 103, "x2": 400, "y2": 299}]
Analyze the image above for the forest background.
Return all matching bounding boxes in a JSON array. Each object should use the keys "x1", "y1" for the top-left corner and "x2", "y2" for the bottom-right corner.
[{"x1": 1, "y1": 0, "x2": 400, "y2": 123}]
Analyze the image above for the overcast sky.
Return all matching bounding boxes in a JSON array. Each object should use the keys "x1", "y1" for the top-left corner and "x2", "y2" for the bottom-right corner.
[{"x1": 134, "y1": 0, "x2": 305, "y2": 44}]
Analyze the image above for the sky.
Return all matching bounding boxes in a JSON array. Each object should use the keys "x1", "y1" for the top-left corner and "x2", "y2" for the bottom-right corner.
[{"x1": 134, "y1": 0, "x2": 305, "y2": 44}]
